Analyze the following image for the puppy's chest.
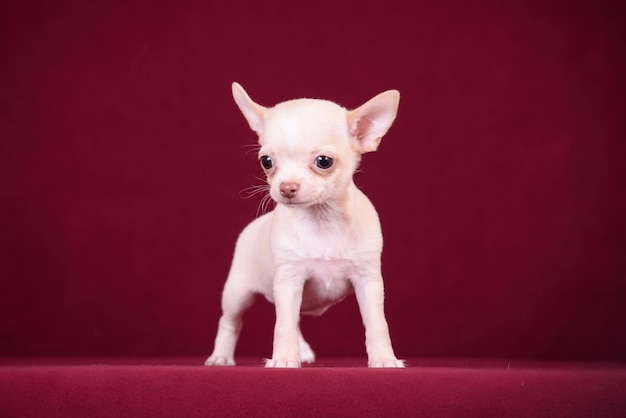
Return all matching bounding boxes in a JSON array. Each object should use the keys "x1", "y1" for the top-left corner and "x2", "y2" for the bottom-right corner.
[
  {"x1": 270, "y1": 209, "x2": 379, "y2": 284},
  {"x1": 270, "y1": 215, "x2": 373, "y2": 309},
  {"x1": 285, "y1": 222, "x2": 358, "y2": 260},
  {"x1": 280, "y1": 224, "x2": 359, "y2": 287}
]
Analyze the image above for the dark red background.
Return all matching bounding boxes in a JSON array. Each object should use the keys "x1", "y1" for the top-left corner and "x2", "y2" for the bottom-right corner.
[{"x1": 1, "y1": 0, "x2": 625, "y2": 361}]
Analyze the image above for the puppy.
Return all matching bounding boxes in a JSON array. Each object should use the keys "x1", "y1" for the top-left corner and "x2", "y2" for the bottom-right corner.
[{"x1": 205, "y1": 83, "x2": 404, "y2": 368}]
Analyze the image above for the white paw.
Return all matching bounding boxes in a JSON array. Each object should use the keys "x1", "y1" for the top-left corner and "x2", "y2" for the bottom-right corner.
[
  {"x1": 368, "y1": 358, "x2": 405, "y2": 368},
  {"x1": 204, "y1": 355, "x2": 235, "y2": 366},
  {"x1": 299, "y1": 343, "x2": 316, "y2": 364},
  {"x1": 265, "y1": 358, "x2": 301, "y2": 368}
]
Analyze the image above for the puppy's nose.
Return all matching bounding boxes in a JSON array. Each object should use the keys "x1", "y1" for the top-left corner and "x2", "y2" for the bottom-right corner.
[{"x1": 279, "y1": 182, "x2": 299, "y2": 198}]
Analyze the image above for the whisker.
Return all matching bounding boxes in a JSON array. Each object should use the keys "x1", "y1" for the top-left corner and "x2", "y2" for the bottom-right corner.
[
  {"x1": 256, "y1": 192, "x2": 275, "y2": 217},
  {"x1": 240, "y1": 184, "x2": 269, "y2": 199},
  {"x1": 242, "y1": 144, "x2": 261, "y2": 157},
  {"x1": 256, "y1": 195, "x2": 265, "y2": 217},
  {"x1": 239, "y1": 176, "x2": 275, "y2": 217}
]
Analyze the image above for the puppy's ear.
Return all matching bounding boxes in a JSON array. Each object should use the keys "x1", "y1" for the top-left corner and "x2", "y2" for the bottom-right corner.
[
  {"x1": 232, "y1": 82, "x2": 267, "y2": 137},
  {"x1": 347, "y1": 90, "x2": 400, "y2": 153}
]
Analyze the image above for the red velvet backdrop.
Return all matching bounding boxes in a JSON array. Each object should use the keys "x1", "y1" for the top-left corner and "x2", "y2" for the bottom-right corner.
[{"x1": 1, "y1": 0, "x2": 625, "y2": 361}]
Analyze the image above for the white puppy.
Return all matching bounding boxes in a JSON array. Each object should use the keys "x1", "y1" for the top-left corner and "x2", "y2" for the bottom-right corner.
[{"x1": 205, "y1": 83, "x2": 404, "y2": 368}]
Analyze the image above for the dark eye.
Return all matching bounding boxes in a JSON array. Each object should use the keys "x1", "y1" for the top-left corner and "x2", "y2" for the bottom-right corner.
[
  {"x1": 315, "y1": 155, "x2": 334, "y2": 169},
  {"x1": 260, "y1": 155, "x2": 273, "y2": 170}
]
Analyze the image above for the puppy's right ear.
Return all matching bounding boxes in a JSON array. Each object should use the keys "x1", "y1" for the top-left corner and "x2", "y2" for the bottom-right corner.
[{"x1": 232, "y1": 82, "x2": 266, "y2": 137}]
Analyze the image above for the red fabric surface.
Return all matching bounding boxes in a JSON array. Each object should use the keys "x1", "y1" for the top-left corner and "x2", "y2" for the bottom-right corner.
[
  {"x1": 1, "y1": 358, "x2": 626, "y2": 418},
  {"x1": 1, "y1": 0, "x2": 625, "y2": 362}
]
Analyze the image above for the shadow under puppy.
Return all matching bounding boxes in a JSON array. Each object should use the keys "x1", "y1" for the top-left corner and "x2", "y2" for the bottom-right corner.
[{"x1": 205, "y1": 83, "x2": 404, "y2": 368}]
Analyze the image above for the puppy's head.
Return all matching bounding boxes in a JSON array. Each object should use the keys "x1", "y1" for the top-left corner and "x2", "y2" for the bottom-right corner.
[{"x1": 232, "y1": 82, "x2": 399, "y2": 207}]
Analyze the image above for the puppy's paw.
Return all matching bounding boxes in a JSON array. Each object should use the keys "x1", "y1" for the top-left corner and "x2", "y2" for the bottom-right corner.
[
  {"x1": 368, "y1": 358, "x2": 405, "y2": 368},
  {"x1": 264, "y1": 358, "x2": 301, "y2": 368},
  {"x1": 299, "y1": 342, "x2": 316, "y2": 364},
  {"x1": 204, "y1": 355, "x2": 235, "y2": 366}
]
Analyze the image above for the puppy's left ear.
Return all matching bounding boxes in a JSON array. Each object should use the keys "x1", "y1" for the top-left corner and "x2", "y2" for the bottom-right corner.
[{"x1": 347, "y1": 90, "x2": 400, "y2": 153}]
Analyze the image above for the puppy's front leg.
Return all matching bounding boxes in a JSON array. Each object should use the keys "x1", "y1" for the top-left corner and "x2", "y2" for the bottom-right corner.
[
  {"x1": 266, "y1": 266, "x2": 304, "y2": 368},
  {"x1": 353, "y1": 273, "x2": 405, "y2": 368}
]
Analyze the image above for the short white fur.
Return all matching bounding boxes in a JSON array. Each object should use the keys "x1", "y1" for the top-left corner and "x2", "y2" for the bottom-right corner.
[{"x1": 205, "y1": 82, "x2": 404, "y2": 368}]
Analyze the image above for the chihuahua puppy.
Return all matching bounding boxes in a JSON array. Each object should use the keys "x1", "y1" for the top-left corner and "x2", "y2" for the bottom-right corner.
[{"x1": 205, "y1": 83, "x2": 403, "y2": 368}]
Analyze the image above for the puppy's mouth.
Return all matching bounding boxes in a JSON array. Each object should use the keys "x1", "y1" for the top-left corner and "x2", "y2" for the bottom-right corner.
[
  {"x1": 279, "y1": 197, "x2": 316, "y2": 207},
  {"x1": 272, "y1": 187, "x2": 326, "y2": 207},
  {"x1": 275, "y1": 193, "x2": 324, "y2": 208}
]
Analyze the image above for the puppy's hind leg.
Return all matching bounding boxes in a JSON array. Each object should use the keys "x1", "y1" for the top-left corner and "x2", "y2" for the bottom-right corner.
[
  {"x1": 205, "y1": 279, "x2": 254, "y2": 366},
  {"x1": 298, "y1": 322, "x2": 316, "y2": 364}
]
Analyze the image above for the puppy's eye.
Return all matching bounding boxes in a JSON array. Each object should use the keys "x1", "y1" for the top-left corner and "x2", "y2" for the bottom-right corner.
[
  {"x1": 315, "y1": 155, "x2": 334, "y2": 170},
  {"x1": 260, "y1": 155, "x2": 273, "y2": 170}
]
